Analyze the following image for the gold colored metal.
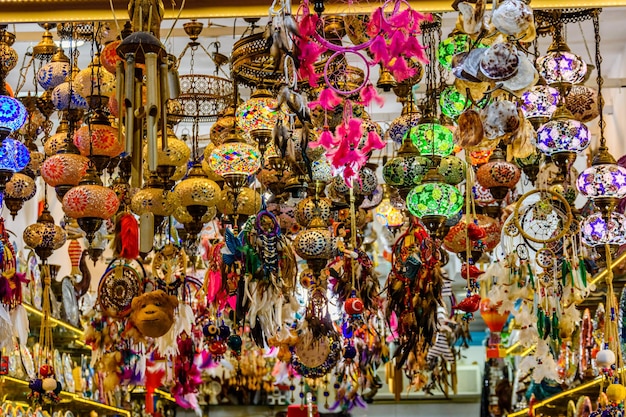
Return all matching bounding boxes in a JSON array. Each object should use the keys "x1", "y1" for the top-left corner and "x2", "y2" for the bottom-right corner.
[{"x1": 2, "y1": 0, "x2": 625, "y2": 23}]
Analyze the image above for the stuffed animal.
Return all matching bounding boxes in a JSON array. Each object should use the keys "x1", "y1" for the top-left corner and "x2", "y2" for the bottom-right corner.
[
  {"x1": 128, "y1": 290, "x2": 178, "y2": 338},
  {"x1": 100, "y1": 351, "x2": 122, "y2": 396}
]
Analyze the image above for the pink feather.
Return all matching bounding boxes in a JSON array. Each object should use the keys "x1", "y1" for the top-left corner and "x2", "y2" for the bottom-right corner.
[
  {"x1": 308, "y1": 87, "x2": 342, "y2": 111},
  {"x1": 389, "y1": 9, "x2": 410, "y2": 29},
  {"x1": 342, "y1": 164, "x2": 361, "y2": 187},
  {"x1": 299, "y1": 14, "x2": 319, "y2": 37},
  {"x1": 367, "y1": 8, "x2": 385, "y2": 36},
  {"x1": 359, "y1": 83, "x2": 385, "y2": 107},
  {"x1": 369, "y1": 35, "x2": 389, "y2": 65},
  {"x1": 389, "y1": 57, "x2": 416, "y2": 82},
  {"x1": 309, "y1": 127, "x2": 337, "y2": 149},
  {"x1": 206, "y1": 269, "x2": 222, "y2": 303},
  {"x1": 297, "y1": 41, "x2": 325, "y2": 87},
  {"x1": 345, "y1": 118, "x2": 364, "y2": 146},
  {"x1": 405, "y1": 35, "x2": 429, "y2": 63},
  {"x1": 361, "y1": 129, "x2": 386, "y2": 155},
  {"x1": 389, "y1": 30, "x2": 408, "y2": 58}
]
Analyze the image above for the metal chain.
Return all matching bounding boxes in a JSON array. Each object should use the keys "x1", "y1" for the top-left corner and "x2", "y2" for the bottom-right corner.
[{"x1": 593, "y1": 10, "x2": 605, "y2": 147}]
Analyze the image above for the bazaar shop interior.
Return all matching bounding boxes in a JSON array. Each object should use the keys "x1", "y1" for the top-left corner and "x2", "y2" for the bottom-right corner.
[{"x1": 2, "y1": 0, "x2": 626, "y2": 416}]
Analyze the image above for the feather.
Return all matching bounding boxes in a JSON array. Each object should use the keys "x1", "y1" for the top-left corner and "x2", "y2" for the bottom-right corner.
[
  {"x1": 367, "y1": 8, "x2": 388, "y2": 36},
  {"x1": 369, "y1": 35, "x2": 389, "y2": 64},
  {"x1": 308, "y1": 87, "x2": 342, "y2": 111},
  {"x1": 75, "y1": 249, "x2": 91, "y2": 297},
  {"x1": 389, "y1": 30, "x2": 408, "y2": 59},
  {"x1": 361, "y1": 129, "x2": 386, "y2": 155},
  {"x1": 299, "y1": 13, "x2": 319, "y2": 37},
  {"x1": 359, "y1": 83, "x2": 385, "y2": 108},
  {"x1": 206, "y1": 269, "x2": 222, "y2": 304},
  {"x1": 10, "y1": 305, "x2": 28, "y2": 346},
  {"x1": 389, "y1": 57, "x2": 416, "y2": 82},
  {"x1": 309, "y1": 126, "x2": 336, "y2": 149},
  {"x1": 404, "y1": 35, "x2": 429, "y2": 63},
  {"x1": 389, "y1": 10, "x2": 410, "y2": 29}
]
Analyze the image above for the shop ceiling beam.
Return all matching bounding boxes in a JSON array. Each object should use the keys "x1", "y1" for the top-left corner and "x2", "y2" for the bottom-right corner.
[{"x1": 0, "y1": 0, "x2": 624, "y2": 23}]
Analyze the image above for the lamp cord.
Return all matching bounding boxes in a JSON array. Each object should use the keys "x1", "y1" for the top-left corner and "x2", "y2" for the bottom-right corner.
[{"x1": 593, "y1": 10, "x2": 606, "y2": 149}]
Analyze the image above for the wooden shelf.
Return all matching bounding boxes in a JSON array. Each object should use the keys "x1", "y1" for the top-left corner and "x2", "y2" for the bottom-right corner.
[{"x1": 0, "y1": 376, "x2": 131, "y2": 417}]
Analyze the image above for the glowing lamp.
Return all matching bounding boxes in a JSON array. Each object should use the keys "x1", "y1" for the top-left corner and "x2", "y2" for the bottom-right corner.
[
  {"x1": 406, "y1": 119, "x2": 454, "y2": 162},
  {"x1": 476, "y1": 147, "x2": 521, "y2": 200},
  {"x1": 0, "y1": 96, "x2": 28, "y2": 138}
]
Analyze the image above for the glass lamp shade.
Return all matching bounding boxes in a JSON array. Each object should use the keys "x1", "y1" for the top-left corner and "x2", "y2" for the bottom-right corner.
[
  {"x1": 41, "y1": 153, "x2": 89, "y2": 187},
  {"x1": 438, "y1": 155, "x2": 466, "y2": 185},
  {"x1": 311, "y1": 157, "x2": 333, "y2": 183},
  {"x1": 74, "y1": 61, "x2": 115, "y2": 99},
  {"x1": 566, "y1": 85, "x2": 599, "y2": 123},
  {"x1": 210, "y1": 105, "x2": 244, "y2": 145},
  {"x1": 581, "y1": 212, "x2": 626, "y2": 247},
  {"x1": 0, "y1": 96, "x2": 28, "y2": 136},
  {"x1": 100, "y1": 40, "x2": 123, "y2": 74},
  {"x1": 216, "y1": 186, "x2": 261, "y2": 216},
  {"x1": 18, "y1": 107, "x2": 45, "y2": 138},
  {"x1": 406, "y1": 182, "x2": 463, "y2": 219},
  {"x1": 375, "y1": 198, "x2": 404, "y2": 228},
  {"x1": 131, "y1": 186, "x2": 180, "y2": 217},
  {"x1": 577, "y1": 164, "x2": 626, "y2": 199},
  {"x1": 536, "y1": 51, "x2": 587, "y2": 86},
  {"x1": 520, "y1": 85, "x2": 559, "y2": 121},
  {"x1": 200, "y1": 158, "x2": 224, "y2": 182},
  {"x1": 0, "y1": 138, "x2": 30, "y2": 172},
  {"x1": 37, "y1": 60, "x2": 71, "y2": 91},
  {"x1": 62, "y1": 184, "x2": 120, "y2": 220},
  {"x1": 385, "y1": 112, "x2": 420, "y2": 145},
  {"x1": 23, "y1": 212, "x2": 67, "y2": 258},
  {"x1": 293, "y1": 219, "x2": 335, "y2": 260},
  {"x1": 236, "y1": 91, "x2": 288, "y2": 140},
  {"x1": 208, "y1": 140, "x2": 261, "y2": 177},
  {"x1": 74, "y1": 123, "x2": 124, "y2": 158},
  {"x1": 143, "y1": 130, "x2": 190, "y2": 168},
  {"x1": 439, "y1": 86, "x2": 468, "y2": 120},
  {"x1": 536, "y1": 116, "x2": 590, "y2": 156},
  {"x1": 443, "y1": 214, "x2": 502, "y2": 253},
  {"x1": 6, "y1": 172, "x2": 36, "y2": 200},
  {"x1": 383, "y1": 154, "x2": 432, "y2": 188},
  {"x1": 472, "y1": 182, "x2": 497, "y2": 207},
  {"x1": 0, "y1": 43, "x2": 18, "y2": 74},
  {"x1": 469, "y1": 148, "x2": 495, "y2": 166},
  {"x1": 173, "y1": 170, "x2": 221, "y2": 208},
  {"x1": 51, "y1": 82, "x2": 88, "y2": 111},
  {"x1": 331, "y1": 166, "x2": 378, "y2": 196},
  {"x1": 44, "y1": 123, "x2": 70, "y2": 156},
  {"x1": 437, "y1": 34, "x2": 474, "y2": 70},
  {"x1": 296, "y1": 196, "x2": 333, "y2": 227},
  {"x1": 407, "y1": 122, "x2": 455, "y2": 158},
  {"x1": 476, "y1": 156, "x2": 521, "y2": 190},
  {"x1": 174, "y1": 205, "x2": 217, "y2": 225}
]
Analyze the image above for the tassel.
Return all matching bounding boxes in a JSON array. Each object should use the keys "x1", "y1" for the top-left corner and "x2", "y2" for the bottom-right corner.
[
  {"x1": 116, "y1": 213, "x2": 139, "y2": 260},
  {"x1": 361, "y1": 129, "x2": 386, "y2": 155},
  {"x1": 308, "y1": 87, "x2": 342, "y2": 111},
  {"x1": 369, "y1": 35, "x2": 389, "y2": 64},
  {"x1": 359, "y1": 83, "x2": 385, "y2": 108}
]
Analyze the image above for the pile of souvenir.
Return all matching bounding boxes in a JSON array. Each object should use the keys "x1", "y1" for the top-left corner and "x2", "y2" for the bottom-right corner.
[{"x1": 0, "y1": 0, "x2": 625, "y2": 416}]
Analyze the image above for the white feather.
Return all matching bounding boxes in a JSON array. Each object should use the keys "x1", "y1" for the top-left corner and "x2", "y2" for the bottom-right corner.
[{"x1": 10, "y1": 305, "x2": 29, "y2": 346}]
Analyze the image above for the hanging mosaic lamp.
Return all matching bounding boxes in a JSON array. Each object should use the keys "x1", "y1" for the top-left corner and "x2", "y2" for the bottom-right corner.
[
  {"x1": 476, "y1": 146, "x2": 521, "y2": 201},
  {"x1": 130, "y1": 174, "x2": 181, "y2": 221},
  {"x1": 536, "y1": 32, "x2": 587, "y2": 89},
  {"x1": 383, "y1": 136, "x2": 432, "y2": 197},
  {"x1": 208, "y1": 128, "x2": 261, "y2": 195},
  {"x1": 73, "y1": 56, "x2": 115, "y2": 107},
  {"x1": 23, "y1": 205, "x2": 67, "y2": 262},
  {"x1": 581, "y1": 212, "x2": 626, "y2": 248},
  {"x1": 62, "y1": 165, "x2": 120, "y2": 243},
  {"x1": 438, "y1": 155, "x2": 466, "y2": 185},
  {"x1": 520, "y1": 85, "x2": 560, "y2": 130},
  {"x1": 73, "y1": 111, "x2": 124, "y2": 171},
  {"x1": 41, "y1": 137, "x2": 89, "y2": 200},
  {"x1": 437, "y1": 33, "x2": 486, "y2": 70},
  {"x1": 216, "y1": 186, "x2": 262, "y2": 217},
  {"x1": 173, "y1": 163, "x2": 221, "y2": 231},
  {"x1": 374, "y1": 185, "x2": 405, "y2": 230},
  {"x1": 0, "y1": 137, "x2": 30, "y2": 192},
  {"x1": 236, "y1": 89, "x2": 288, "y2": 151},
  {"x1": 385, "y1": 101, "x2": 422, "y2": 145},
  {"x1": 4, "y1": 172, "x2": 36, "y2": 219},
  {"x1": 515, "y1": 151, "x2": 542, "y2": 185},
  {"x1": 406, "y1": 117, "x2": 454, "y2": 162},
  {"x1": 536, "y1": 103, "x2": 590, "y2": 173},
  {"x1": 443, "y1": 214, "x2": 501, "y2": 255},
  {"x1": 439, "y1": 85, "x2": 468, "y2": 120},
  {"x1": 406, "y1": 167, "x2": 464, "y2": 237},
  {"x1": 51, "y1": 65, "x2": 88, "y2": 111},
  {"x1": 0, "y1": 96, "x2": 28, "y2": 140},
  {"x1": 37, "y1": 48, "x2": 71, "y2": 91},
  {"x1": 100, "y1": 39, "x2": 123, "y2": 74}
]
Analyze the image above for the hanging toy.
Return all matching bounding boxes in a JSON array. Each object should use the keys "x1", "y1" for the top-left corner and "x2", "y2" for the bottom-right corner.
[{"x1": 28, "y1": 364, "x2": 62, "y2": 405}]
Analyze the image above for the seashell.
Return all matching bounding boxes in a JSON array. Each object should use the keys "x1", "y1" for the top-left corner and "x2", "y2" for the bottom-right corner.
[
  {"x1": 481, "y1": 100, "x2": 520, "y2": 139},
  {"x1": 480, "y1": 43, "x2": 519, "y2": 81},
  {"x1": 491, "y1": 0, "x2": 534, "y2": 36},
  {"x1": 454, "y1": 109, "x2": 484, "y2": 148}
]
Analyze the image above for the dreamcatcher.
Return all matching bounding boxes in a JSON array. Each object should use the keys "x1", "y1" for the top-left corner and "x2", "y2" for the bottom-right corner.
[{"x1": 152, "y1": 243, "x2": 188, "y2": 295}]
